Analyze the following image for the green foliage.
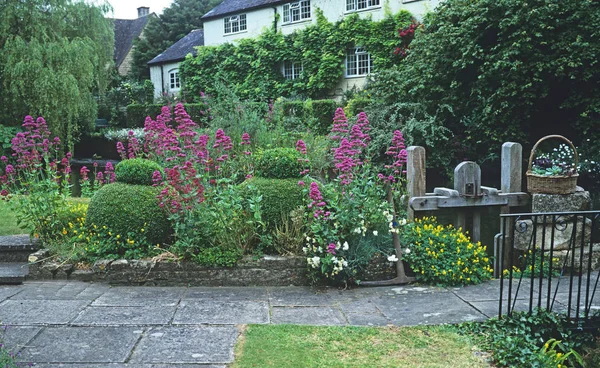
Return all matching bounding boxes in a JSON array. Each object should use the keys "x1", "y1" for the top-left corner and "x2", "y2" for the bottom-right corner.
[
  {"x1": 0, "y1": 0, "x2": 114, "y2": 150},
  {"x1": 0, "y1": 326, "x2": 19, "y2": 368},
  {"x1": 459, "y1": 309, "x2": 593, "y2": 368},
  {"x1": 255, "y1": 148, "x2": 304, "y2": 179},
  {"x1": 0, "y1": 125, "x2": 19, "y2": 158},
  {"x1": 115, "y1": 158, "x2": 163, "y2": 186},
  {"x1": 86, "y1": 183, "x2": 171, "y2": 245},
  {"x1": 99, "y1": 80, "x2": 155, "y2": 127},
  {"x1": 126, "y1": 103, "x2": 208, "y2": 128},
  {"x1": 168, "y1": 182, "x2": 262, "y2": 265},
  {"x1": 307, "y1": 100, "x2": 339, "y2": 135},
  {"x1": 345, "y1": 97, "x2": 371, "y2": 118},
  {"x1": 241, "y1": 177, "x2": 304, "y2": 230},
  {"x1": 369, "y1": 0, "x2": 600, "y2": 167},
  {"x1": 129, "y1": 0, "x2": 222, "y2": 80},
  {"x1": 181, "y1": 10, "x2": 414, "y2": 100},
  {"x1": 400, "y1": 217, "x2": 493, "y2": 286}
]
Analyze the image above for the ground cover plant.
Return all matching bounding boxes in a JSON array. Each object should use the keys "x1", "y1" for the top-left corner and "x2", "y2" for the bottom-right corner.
[
  {"x1": 459, "y1": 309, "x2": 597, "y2": 368},
  {"x1": 231, "y1": 324, "x2": 489, "y2": 368},
  {"x1": 0, "y1": 200, "x2": 21, "y2": 236}
]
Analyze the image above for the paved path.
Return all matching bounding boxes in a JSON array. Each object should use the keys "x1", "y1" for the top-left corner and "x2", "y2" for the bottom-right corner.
[{"x1": 0, "y1": 278, "x2": 595, "y2": 367}]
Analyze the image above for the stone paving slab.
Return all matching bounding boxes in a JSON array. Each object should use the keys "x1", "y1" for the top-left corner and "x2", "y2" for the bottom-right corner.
[
  {"x1": 269, "y1": 286, "x2": 336, "y2": 306},
  {"x1": 173, "y1": 300, "x2": 269, "y2": 325},
  {"x1": 20, "y1": 326, "x2": 142, "y2": 363},
  {"x1": 92, "y1": 286, "x2": 185, "y2": 306},
  {"x1": 0, "y1": 285, "x2": 23, "y2": 301},
  {"x1": 184, "y1": 286, "x2": 268, "y2": 301},
  {"x1": 374, "y1": 291, "x2": 487, "y2": 325},
  {"x1": 345, "y1": 312, "x2": 391, "y2": 326},
  {"x1": 0, "y1": 326, "x2": 42, "y2": 352},
  {"x1": 128, "y1": 326, "x2": 238, "y2": 364},
  {"x1": 10, "y1": 281, "x2": 94, "y2": 300},
  {"x1": 270, "y1": 306, "x2": 347, "y2": 325},
  {"x1": 449, "y1": 279, "x2": 533, "y2": 302},
  {"x1": 73, "y1": 305, "x2": 178, "y2": 326},
  {"x1": 0, "y1": 299, "x2": 90, "y2": 325}
]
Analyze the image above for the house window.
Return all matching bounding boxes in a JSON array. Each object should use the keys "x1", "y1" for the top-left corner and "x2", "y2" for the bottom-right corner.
[
  {"x1": 283, "y1": 61, "x2": 303, "y2": 80},
  {"x1": 224, "y1": 14, "x2": 247, "y2": 34},
  {"x1": 283, "y1": 1, "x2": 311, "y2": 24},
  {"x1": 346, "y1": 0, "x2": 380, "y2": 12},
  {"x1": 169, "y1": 70, "x2": 180, "y2": 90},
  {"x1": 346, "y1": 47, "x2": 373, "y2": 77}
]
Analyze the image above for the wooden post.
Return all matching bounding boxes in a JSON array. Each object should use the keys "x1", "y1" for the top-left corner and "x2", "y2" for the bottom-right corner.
[
  {"x1": 496, "y1": 142, "x2": 522, "y2": 276},
  {"x1": 454, "y1": 162, "x2": 482, "y2": 242},
  {"x1": 407, "y1": 146, "x2": 426, "y2": 221}
]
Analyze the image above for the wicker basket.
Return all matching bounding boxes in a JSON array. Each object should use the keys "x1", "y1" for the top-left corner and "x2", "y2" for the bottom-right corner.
[{"x1": 526, "y1": 135, "x2": 578, "y2": 195}]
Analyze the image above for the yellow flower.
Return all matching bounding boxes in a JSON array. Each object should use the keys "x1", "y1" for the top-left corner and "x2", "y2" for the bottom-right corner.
[{"x1": 116, "y1": 235, "x2": 120, "y2": 239}]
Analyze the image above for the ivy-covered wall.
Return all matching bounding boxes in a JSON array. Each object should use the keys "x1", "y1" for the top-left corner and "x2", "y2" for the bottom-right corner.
[{"x1": 181, "y1": 9, "x2": 414, "y2": 101}]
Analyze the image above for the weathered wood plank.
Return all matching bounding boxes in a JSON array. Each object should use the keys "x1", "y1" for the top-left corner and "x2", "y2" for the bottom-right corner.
[
  {"x1": 407, "y1": 146, "x2": 426, "y2": 221},
  {"x1": 410, "y1": 192, "x2": 529, "y2": 211}
]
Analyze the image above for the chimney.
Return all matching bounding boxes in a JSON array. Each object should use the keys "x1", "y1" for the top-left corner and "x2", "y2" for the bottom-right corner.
[{"x1": 137, "y1": 7, "x2": 150, "y2": 18}]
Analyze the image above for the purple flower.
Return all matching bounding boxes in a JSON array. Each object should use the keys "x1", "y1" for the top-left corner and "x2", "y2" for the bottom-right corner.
[
  {"x1": 296, "y1": 139, "x2": 307, "y2": 154},
  {"x1": 327, "y1": 243, "x2": 337, "y2": 255}
]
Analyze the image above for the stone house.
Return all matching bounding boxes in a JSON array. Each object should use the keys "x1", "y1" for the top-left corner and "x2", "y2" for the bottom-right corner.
[
  {"x1": 113, "y1": 7, "x2": 156, "y2": 76},
  {"x1": 148, "y1": 30, "x2": 205, "y2": 99},
  {"x1": 200, "y1": 0, "x2": 440, "y2": 94}
]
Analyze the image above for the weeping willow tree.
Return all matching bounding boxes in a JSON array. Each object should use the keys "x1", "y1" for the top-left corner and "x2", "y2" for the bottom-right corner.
[{"x1": 0, "y1": 0, "x2": 114, "y2": 150}]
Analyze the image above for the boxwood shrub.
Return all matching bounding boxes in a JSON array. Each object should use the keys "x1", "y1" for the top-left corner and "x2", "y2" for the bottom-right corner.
[
  {"x1": 255, "y1": 147, "x2": 304, "y2": 179},
  {"x1": 115, "y1": 158, "x2": 163, "y2": 186},
  {"x1": 86, "y1": 183, "x2": 172, "y2": 245},
  {"x1": 240, "y1": 177, "x2": 304, "y2": 229}
]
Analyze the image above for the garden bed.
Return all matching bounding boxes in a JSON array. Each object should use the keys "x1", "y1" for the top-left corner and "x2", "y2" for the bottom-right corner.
[{"x1": 27, "y1": 250, "x2": 395, "y2": 286}]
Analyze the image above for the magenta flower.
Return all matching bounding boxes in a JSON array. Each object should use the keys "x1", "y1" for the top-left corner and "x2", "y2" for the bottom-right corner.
[
  {"x1": 80, "y1": 166, "x2": 90, "y2": 181},
  {"x1": 298, "y1": 181, "x2": 305, "y2": 186},
  {"x1": 296, "y1": 139, "x2": 307, "y2": 155},
  {"x1": 330, "y1": 108, "x2": 349, "y2": 141},
  {"x1": 241, "y1": 132, "x2": 251, "y2": 145},
  {"x1": 327, "y1": 243, "x2": 337, "y2": 255}
]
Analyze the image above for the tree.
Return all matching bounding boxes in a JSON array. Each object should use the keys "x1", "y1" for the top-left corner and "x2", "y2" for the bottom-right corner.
[
  {"x1": 129, "y1": 0, "x2": 221, "y2": 81},
  {"x1": 367, "y1": 0, "x2": 600, "y2": 167},
  {"x1": 0, "y1": 0, "x2": 114, "y2": 150}
]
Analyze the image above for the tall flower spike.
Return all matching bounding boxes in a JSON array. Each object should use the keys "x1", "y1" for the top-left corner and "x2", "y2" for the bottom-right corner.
[{"x1": 330, "y1": 108, "x2": 349, "y2": 141}]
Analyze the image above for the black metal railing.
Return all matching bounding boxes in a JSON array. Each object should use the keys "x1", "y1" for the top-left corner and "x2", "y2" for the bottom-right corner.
[{"x1": 498, "y1": 211, "x2": 600, "y2": 327}]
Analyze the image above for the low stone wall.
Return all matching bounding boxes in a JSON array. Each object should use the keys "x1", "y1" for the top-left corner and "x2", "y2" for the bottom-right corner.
[{"x1": 27, "y1": 250, "x2": 397, "y2": 286}]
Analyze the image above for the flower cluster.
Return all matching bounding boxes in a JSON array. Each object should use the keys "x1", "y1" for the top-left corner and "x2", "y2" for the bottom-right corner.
[
  {"x1": 401, "y1": 217, "x2": 493, "y2": 286},
  {"x1": 531, "y1": 143, "x2": 577, "y2": 177}
]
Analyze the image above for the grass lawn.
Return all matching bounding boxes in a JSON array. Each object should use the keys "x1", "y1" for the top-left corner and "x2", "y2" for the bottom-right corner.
[
  {"x1": 231, "y1": 324, "x2": 489, "y2": 368},
  {"x1": 0, "y1": 200, "x2": 25, "y2": 236}
]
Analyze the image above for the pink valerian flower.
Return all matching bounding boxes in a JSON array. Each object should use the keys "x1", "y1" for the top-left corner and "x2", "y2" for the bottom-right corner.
[
  {"x1": 80, "y1": 166, "x2": 90, "y2": 181},
  {"x1": 355, "y1": 112, "x2": 371, "y2": 133},
  {"x1": 127, "y1": 136, "x2": 141, "y2": 159},
  {"x1": 96, "y1": 171, "x2": 105, "y2": 185},
  {"x1": 298, "y1": 181, "x2": 305, "y2": 186},
  {"x1": 330, "y1": 108, "x2": 349, "y2": 141},
  {"x1": 382, "y1": 130, "x2": 408, "y2": 182},
  {"x1": 296, "y1": 140, "x2": 307, "y2": 155},
  {"x1": 333, "y1": 138, "x2": 360, "y2": 185},
  {"x1": 104, "y1": 162, "x2": 116, "y2": 183},
  {"x1": 152, "y1": 170, "x2": 163, "y2": 186},
  {"x1": 0, "y1": 156, "x2": 7, "y2": 162},
  {"x1": 0, "y1": 189, "x2": 8, "y2": 197},
  {"x1": 116, "y1": 141, "x2": 127, "y2": 160},
  {"x1": 308, "y1": 182, "x2": 327, "y2": 218},
  {"x1": 241, "y1": 132, "x2": 251, "y2": 145}
]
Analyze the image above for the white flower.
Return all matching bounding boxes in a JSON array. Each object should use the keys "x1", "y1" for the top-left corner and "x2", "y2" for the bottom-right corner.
[
  {"x1": 399, "y1": 219, "x2": 408, "y2": 226},
  {"x1": 342, "y1": 241, "x2": 349, "y2": 251},
  {"x1": 404, "y1": 248, "x2": 411, "y2": 254},
  {"x1": 387, "y1": 255, "x2": 399, "y2": 262},
  {"x1": 373, "y1": 230, "x2": 378, "y2": 236},
  {"x1": 317, "y1": 246, "x2": 323, "y2": 253},
  {"x1": 312, "y1": 256, "x2": 321, "y2": 267},
  {"x1": 342, "y1": 260, "x2": 348, "y2": 267},
  {"x1": 353, "y1": 227, "x2": 362, "y2": 234},
  {"x1": 386, "y1": 214, "x2": 394, "y2": 222},
  {"x1": 302, "y1": 247, "x2": 308, "y2": 253}
]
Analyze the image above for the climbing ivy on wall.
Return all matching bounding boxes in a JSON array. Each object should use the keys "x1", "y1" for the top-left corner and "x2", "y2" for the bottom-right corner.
[{"x1": 181, "y1": 9, "x2": 413, "y2": 101}]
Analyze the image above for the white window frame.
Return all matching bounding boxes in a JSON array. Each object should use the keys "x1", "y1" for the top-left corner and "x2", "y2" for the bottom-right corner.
[
  {"x1": 169, "y1": 69, "x2": 180, "y2": 90},
  {"x1": 346, "y1": 0, "x2": 381, "y2": 12},
  {"x1": 282, "y1": 61, "x2": 303, "y2": 80},
  {"x1": 224, "y1": 13, "x2": 247, "y2": 34},
  {"x1": 345, "y1": 47, "x2": 373, "y2": 77},
  {"x1": 282, "y1": 1, "x2": 311, "y2": 24}
]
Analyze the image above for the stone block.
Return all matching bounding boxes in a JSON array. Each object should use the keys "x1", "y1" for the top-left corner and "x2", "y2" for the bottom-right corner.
[
  {"x1": 513, "y1": 218, "x2": 592, "y2": 251},
  {"x1": 28, "y1": 248, "x2": 50, "y2": 263},
  {"x1": 532, "y1": 187, "x2": 591, "y2": 213},
  {"x1": 551, "y1": 244, "x2": 600, "y2": 272},
  {"x1": 70, "y1": 269, "x2": 95, "y2": 282}
]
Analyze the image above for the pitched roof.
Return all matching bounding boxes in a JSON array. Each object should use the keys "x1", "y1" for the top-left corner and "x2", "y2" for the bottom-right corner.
[
  {"x1": 113, "y1": 15, "x2": 153, "y2": 68},
  {"x1": 202, "y1": 0, "x2": 284, "y2": 20},
  {"x1": 148, "y1": 29, "x2": 205, "y2": 65}
]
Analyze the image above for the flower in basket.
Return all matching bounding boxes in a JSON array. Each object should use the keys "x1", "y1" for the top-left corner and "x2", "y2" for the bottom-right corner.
[{"x1": 531, "y1": 144, "x2": 577, "y2": 177}]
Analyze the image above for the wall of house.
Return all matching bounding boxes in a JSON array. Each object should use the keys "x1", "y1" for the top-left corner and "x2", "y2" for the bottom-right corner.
[
  {"x1": 118, "y1": 50, "x2": 135, "y2": 76},
  {"x1": 149, "y1": 61, "x2": 182, "y2": 99},
  {"x1": 204, "y1": 7, "x2": 275, "y2": 46}
]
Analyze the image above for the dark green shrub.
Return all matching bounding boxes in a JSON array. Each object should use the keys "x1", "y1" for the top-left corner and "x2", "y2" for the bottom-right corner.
[
  {"x1": 345, "y1": 97, "x2": 371, "y2": 118},
  {"x1": 240, "y1": 177, "x2": 304, "y2": 229},
  {"x1": 255, "y1": 147, "x2": 304, "y2": 179},
  {"x1": 280, "y1": 101, "x2": 307, "y2": 119},
  {"x1": 126, "y1": 104, "x2": 162, "y2": 128},
  {"x1": 308, "y1": 99, "x2": 339, "y2": 135},
  {"x1": 115, "y1": 158, "x2": 163, "y2": 186},
  {"x1": 86, "y1": 183, "x2": 172, "y2": 245}
]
